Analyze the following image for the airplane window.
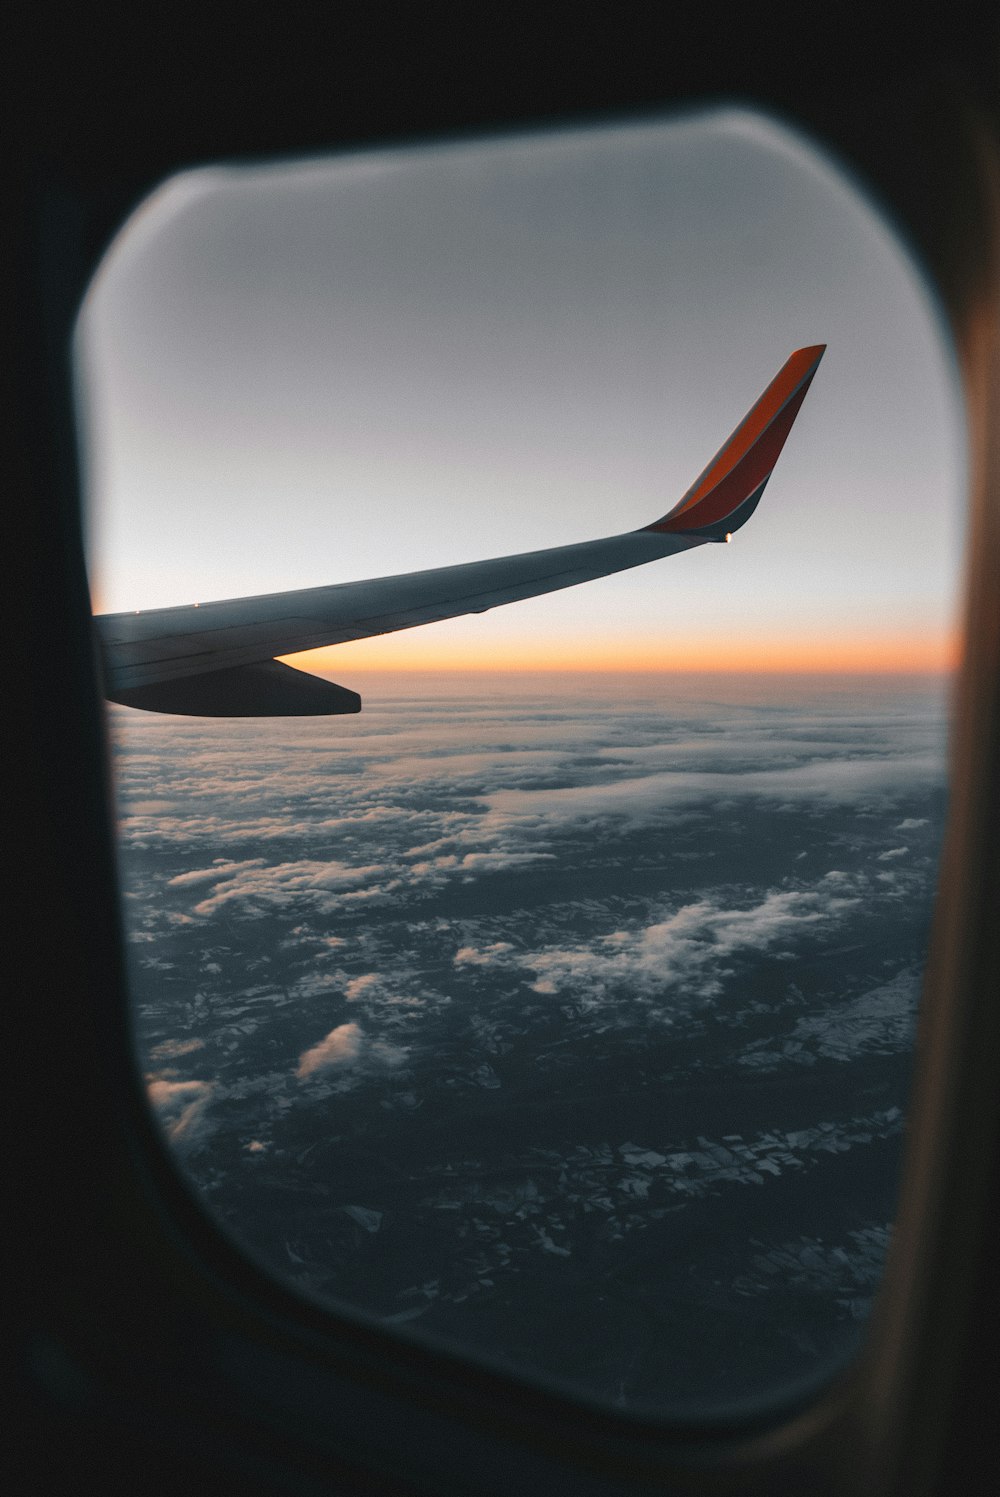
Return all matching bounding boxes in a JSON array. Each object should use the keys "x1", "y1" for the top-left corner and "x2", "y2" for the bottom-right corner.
[{"x1": 77, "y1": 108, "x2": 965, "y2": 1416}]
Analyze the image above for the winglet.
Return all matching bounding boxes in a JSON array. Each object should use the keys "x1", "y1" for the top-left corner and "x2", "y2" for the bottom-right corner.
[{"x1": 643, "y1": 344, "x2": 825, "y2": 541}]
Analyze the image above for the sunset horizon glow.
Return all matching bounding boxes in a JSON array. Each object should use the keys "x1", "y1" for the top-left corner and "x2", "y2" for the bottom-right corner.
[{"x1": 282, "y1": 631, "x2": 959, "y2": 679}]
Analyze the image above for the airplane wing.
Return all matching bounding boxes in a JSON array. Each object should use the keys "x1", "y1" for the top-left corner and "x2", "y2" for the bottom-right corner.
[{"x1": 95, "y1": 344, "x2": 825, "y2": 716}]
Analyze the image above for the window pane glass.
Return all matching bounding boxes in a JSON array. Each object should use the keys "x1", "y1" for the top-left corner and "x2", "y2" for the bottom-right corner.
[{"x1": 78, "y1": 108, "x2": 965, "y2": 1415}]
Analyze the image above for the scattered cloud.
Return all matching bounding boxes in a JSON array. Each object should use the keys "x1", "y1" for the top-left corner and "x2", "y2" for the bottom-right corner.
[
  {"x1": 454, "y1": 873, "x2": 864, "y2": 1011},
  {"x1": 111, "y1": 682, "x2": 947, "y2": 1379},
  {"x1": 149, "y1": 1037, "x2": 205, "y2": 1060},
  {"x1": 454, "y1": 942, "x2": 516, "y2": 966},
  {"x1": 188, "y1": 860, "x2": 393, "y2": 916},
  {"x1": 115, "y1": 688, "x2": 945, "y2": 1072}
]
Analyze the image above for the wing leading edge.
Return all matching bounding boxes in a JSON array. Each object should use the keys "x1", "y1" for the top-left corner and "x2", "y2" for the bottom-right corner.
[{"x1": 96, "y1": 345, "x2": 824, "y2": 715}]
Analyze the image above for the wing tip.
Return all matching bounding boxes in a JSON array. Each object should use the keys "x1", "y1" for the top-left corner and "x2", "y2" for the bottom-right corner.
[
  {"x1": 795, "y1": 342, "x2": 827, "y2": 361},
  {"x1": 643, "y1": 343, "x2": 825, "y2": 539}
]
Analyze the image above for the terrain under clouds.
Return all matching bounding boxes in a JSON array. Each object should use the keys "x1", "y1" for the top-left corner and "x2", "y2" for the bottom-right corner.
[{"x1": 113, "y1": 672, "x2": 948, "y2": 1412}]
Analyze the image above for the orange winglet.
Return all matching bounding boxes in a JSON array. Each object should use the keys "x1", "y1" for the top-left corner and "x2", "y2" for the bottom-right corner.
[{"x1": 644, "y1": 345, "x2": 825, "y2": 540}]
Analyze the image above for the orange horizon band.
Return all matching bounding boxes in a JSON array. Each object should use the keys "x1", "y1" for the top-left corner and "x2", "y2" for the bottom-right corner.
[{"x1": 282, "y1": 634, "x2": 957, "y2": 676}]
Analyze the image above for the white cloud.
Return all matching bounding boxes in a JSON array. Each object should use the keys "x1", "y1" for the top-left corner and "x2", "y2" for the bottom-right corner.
[
  {"x1": 149, "y1": 1037, "x2": 205, "y2": 1060},
  {"x1": 188, "y1": 860, "x2": 392, "y2": 916},
  {"x1": 146, "y1": 1077, "x2": 215, "y2": 1150},
  {"x1": 458, "y1": 850, "x2": 554, "y2": 873},
  {"x1": 479, "y1": 753, "x2": 945, "y2": 832},
  {"x1": 345, "y1": 973, "x2": 381, "y2": 1001},
  {"x1": 297, "y1": 1022, "x2": 363, "y2": 1078},
  {"x1": 168, "y1": 841, "x2": 558, "y2": 921},
  {"x1": 299, "y1": 964, "x2": 435, "y2": 1015},
  {"x1": 166, "y1": 858, "x2": 266, "y2": 887},
  {"x1": 455, "y1": 875, "x2": 863, "y2": 1010},
  {"x1": 454, "y1": 941, "x2": 516, "y2": 966}
]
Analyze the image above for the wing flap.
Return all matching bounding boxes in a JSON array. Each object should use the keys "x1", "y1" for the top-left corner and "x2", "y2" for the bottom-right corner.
[{"x1": 105, "y1": 659, "x2": 362, "y2": 717}]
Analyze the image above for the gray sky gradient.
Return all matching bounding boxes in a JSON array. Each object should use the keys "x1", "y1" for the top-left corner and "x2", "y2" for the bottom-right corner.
[{"x1": 78, "y1": 107, "x2": 966, "y2": 665}]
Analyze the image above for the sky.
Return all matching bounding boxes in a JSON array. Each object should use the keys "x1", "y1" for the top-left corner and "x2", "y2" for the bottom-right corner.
[{"x1": 77, "y1": 107, "x2": 967, "y2": 674}]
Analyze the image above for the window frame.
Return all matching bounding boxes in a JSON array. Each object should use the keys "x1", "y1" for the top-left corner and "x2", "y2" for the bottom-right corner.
[{"x1": 12, "y1": 15, "x2": 1000, "y2": 1495}]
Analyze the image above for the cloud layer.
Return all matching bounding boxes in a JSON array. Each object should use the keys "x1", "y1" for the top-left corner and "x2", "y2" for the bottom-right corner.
[{"x1": 117, "y1": 678, "x2": 946, "y2": 1171}]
